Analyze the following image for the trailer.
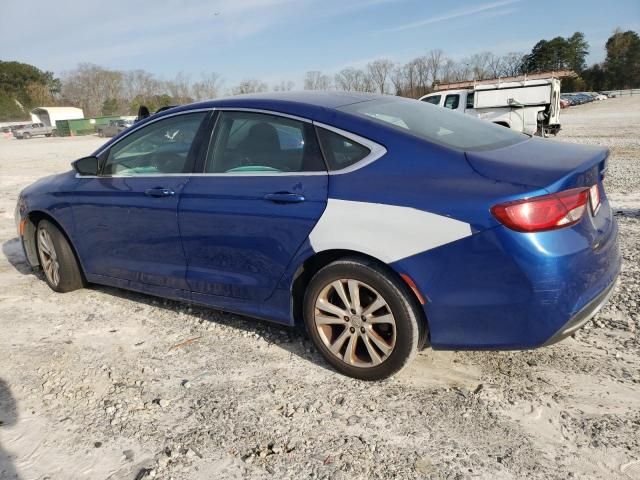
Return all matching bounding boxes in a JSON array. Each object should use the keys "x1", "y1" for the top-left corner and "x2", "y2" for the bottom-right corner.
[
  {"x1": 420, "y1": 77, "x2": 563, "y2": 136},
  {"x1": 30, "y1": 107, "x2": 84, "y2": 133}
]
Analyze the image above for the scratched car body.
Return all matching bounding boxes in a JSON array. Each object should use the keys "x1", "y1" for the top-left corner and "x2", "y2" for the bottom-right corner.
[{"x1": 15, "y1": 92, "x2": 620, "y2": 380}]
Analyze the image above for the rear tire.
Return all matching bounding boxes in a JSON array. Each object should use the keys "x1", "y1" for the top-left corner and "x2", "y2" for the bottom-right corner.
[
  {"x1": 303, "y1": 257, "x2": 420, "y2": 381},
  {"x1": 23, "y1": 132, "x2": 31, "y2": 139},
  {"x1": 36, "y1": 219, "x2": 84, "y2": 293}
]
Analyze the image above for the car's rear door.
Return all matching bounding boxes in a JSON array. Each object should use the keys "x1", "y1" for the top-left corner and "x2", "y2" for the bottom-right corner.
[
  {"x1": 71, "y1": 110, "x2": 211, "y2": 293},
  {"x1": 178, "y1": 110, "x2": 328, "y2": 301}
]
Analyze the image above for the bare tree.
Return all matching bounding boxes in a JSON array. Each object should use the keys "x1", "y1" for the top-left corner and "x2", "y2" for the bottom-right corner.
[
  {"x1": 191, "y1": 72, "x2": 223, "y2": 101},
  {"x1": 304, "y1": 71, "x2": 332, "y2": 90},
  {"x1": 230, "y1": 79, "x2": 268, "y2": 95},
  {"x1": 121, "y1": 69, "x2": 161, "y2": 103},
  {"x1": 486, "y1": 53, "x2": 503, "y2": 78},
  {"x1": 165, "y1": 72, "x2": 193, "y2": 104},
  {"x1": 500, "y1": 52, "x2": 526, "y2": 76},
  {"x1": 466, "y1": 52, "x2": 493, "y2": 80},
  {"x1": 335, "y1": 68, "x2": 358, "y2": 91},
  {"x1": 427, "y1": 49, "x2": 445, "y2": 85},
  {"x1": 412, "y1": 56, "x2": 432, "y2": 96},
  {"x1": 273, "y1": 80, "x2": 295, "y2": 91},
  {"x1": 367, "y1": 59, "x2": 394, "y2": 93},
  {"x1": 61, "y1": 63, "x2": 123, "y2": 117},
  {"x1": 389, "y1": 65, "x2": 406, "y2": 95}
]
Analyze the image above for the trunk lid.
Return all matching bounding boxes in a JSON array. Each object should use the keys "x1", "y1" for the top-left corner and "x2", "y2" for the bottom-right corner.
[{"x1": 465, "y1": 137, "x2": 608, "y2": 192}]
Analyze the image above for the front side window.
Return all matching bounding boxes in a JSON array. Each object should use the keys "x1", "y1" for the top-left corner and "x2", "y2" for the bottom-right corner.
[
  {"x1": 422, "y1": 95, "x2": 441, "y2": 105},
  {"x1": 102, "y1": 112, "x2": 207, "y2": 175},
  {"x1": 444, "y1": 94, "x2": 460, "y2": 109},
  {"x1": 206, "y1": 111, "x2": 325, "y2": 173},
  {"x1": 317, "y1": 128, "x2": 371, "y2": 171}
]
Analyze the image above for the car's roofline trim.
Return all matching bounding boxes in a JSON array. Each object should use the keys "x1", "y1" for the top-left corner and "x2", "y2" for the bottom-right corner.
[{"x1": 216, "y1": 107, "x2": 312, "y2": 124}]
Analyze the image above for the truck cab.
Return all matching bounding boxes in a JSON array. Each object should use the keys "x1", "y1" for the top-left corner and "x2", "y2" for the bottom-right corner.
[{"x1": 420, "y1": 78, "x2": 562, "y2": 136}]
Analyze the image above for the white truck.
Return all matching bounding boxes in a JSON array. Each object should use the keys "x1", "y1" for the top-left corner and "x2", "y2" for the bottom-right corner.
[
  {"x1": 12, "y1": 123, "x2": 54, "y2": 139},
  {"x1": 420, "y1": 78, "x2": 562, "y2": 136}
]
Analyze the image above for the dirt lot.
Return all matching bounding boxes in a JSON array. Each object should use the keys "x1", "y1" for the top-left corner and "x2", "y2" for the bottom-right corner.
[{"x1": 0, "y1": 98, "x2": 639, "y2": 480}]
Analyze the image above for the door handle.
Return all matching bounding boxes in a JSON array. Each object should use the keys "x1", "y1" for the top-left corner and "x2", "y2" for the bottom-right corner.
[
  {"x1": 144, "y1": 187, "x2": 175, "y2": 197},
  {"x1": 263, "y1": 192, "x2": 305, "y2": 203}
]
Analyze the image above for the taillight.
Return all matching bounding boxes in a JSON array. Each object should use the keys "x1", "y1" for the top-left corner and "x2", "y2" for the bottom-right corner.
[{"x1": 491, "y1": 187, "x2": 590, "y2": 232}]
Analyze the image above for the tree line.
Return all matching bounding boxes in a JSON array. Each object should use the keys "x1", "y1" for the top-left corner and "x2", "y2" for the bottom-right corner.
[{"x1": 1, "y1": 28, "x2": 638, "y2": 121}]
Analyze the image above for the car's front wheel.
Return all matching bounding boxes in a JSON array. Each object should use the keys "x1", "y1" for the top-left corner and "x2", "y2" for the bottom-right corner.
[
  {"x1": 36, "y1": 220, "x2": 84, "y2": 293},
  {"x1": 303, "y1": 257, "x2": 421, "y2": 380}
]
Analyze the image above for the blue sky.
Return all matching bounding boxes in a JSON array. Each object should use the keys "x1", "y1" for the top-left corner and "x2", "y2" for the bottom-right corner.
[{"x1": 1, "y1": 0, "x2": 638, "y2": 88}]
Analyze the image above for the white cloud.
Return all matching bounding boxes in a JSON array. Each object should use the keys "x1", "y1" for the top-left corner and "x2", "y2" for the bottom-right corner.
[{"x1": 384, "y1": 0, "x2": 522, "y2": 32}]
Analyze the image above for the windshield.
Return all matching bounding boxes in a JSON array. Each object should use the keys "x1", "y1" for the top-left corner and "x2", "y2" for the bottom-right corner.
[{"x1": 339, "y1": 97, "x2": 528, "y2": 151}]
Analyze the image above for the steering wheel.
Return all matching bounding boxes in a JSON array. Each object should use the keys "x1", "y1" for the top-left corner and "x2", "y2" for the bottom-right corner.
[{"x1": 150, "y1": 151, "x2": 185, "y2": 173}]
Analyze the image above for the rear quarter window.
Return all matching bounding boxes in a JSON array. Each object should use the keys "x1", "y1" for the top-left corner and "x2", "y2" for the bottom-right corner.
[{"x1": 317, "y1": 128, "x2": 370, "y2": 171}]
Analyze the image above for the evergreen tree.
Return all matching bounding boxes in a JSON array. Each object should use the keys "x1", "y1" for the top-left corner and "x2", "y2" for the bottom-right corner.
[{"x1": 604, "y1": 29, "x2": 640, "y2": 89}]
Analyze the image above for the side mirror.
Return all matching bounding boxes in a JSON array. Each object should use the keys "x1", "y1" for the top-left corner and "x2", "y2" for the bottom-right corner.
[{"x1": 72, "y1": 156, "x2": 99, "y2": 176}]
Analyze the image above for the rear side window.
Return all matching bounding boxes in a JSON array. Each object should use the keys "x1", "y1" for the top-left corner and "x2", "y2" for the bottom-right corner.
[
  {"x1": 339, "y1": 97, "x2": 527, "y2": 151},
  {"x1": 317, "y1": 128, "x2": 370, "y2": 171},
  {"x1": 466, "y1": 92, "x2": 475, "y2": 109},
  {"x1": 444, "y1": 94, "x2": 459, "y2": 109},
  {"x1": 422, "y1": 95, "x2": 441, "y2": 105},
  {"x1": 206, "y1": 111, "x2": 325, "y2": 173}
]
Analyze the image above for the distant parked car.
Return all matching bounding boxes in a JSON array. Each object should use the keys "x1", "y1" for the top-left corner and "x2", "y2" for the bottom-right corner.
[
  {"x1": 98, "y1": 119, "x2": 134, "y2": 138},
  {"x1": 12, "y1": 123, "x2": 54, "y2": 139},
  {"x1": 15, "y1": 92, "x2": 620, "y2": 380}
]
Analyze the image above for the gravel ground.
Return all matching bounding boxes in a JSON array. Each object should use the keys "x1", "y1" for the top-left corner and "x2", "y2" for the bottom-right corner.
[{"x1": 0, "y1": 98, "x2": 639, "y2": 480}]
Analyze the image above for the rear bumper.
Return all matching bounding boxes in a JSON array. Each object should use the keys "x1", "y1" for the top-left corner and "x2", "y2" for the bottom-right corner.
[
  {"x1": 542, "y1": 276, "x2": 617, "y2": 346},
  {"x1": 394, "y1": 199, "x2": 621, "y2": 350}
]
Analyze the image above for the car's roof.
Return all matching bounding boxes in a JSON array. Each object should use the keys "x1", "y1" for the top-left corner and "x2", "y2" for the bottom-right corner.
[{"x1": 160, "y1": 91, "x2": 386, "y2": 122}]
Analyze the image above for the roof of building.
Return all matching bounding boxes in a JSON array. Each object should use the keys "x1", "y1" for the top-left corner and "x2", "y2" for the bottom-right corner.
[{"x1": 30, "y1": 106, "x2": 84, "y2": 115}]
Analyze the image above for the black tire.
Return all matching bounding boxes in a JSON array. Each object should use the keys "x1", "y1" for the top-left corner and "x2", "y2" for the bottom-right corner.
[
  {"x1": 303, "y1": 257, "x2": 421, "y2": 381},
  {"x1": 36, "y1": 219, "x2": 84, "y2": 293},
  {"x1": 23, "y1": 132, "x2": 31, "y2": 139},
  {"x1": 45, "y1": 133, "x2": 52, "y2": 137}
]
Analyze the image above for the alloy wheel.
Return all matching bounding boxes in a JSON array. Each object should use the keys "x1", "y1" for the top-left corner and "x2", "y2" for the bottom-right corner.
[
  {"x1": 314, "y1": 279, "x2": 396, "y2": 367},
  {"x1": 38, "y1": 228, "x2": 60, "y2": 286}
]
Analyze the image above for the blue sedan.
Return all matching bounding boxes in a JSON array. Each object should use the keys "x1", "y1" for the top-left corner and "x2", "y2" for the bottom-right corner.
[{"x1": 15, "y1": 92, "x2": 620, "y2": 380}]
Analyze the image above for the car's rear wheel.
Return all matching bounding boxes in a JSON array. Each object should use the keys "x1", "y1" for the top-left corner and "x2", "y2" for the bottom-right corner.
[
  {"x1": 36, "y1": 220, "x2": 84, "y2": 293},
  {"x1": 23, "y1": 132, "x2": 31, "y2": 139},
  {"x1": 303, "y1": 257, "x2": 421, "y2": 380}
]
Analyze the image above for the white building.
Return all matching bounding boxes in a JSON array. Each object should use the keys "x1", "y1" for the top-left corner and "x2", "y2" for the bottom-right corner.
[{"x1": 30, "y1": 107, "x2": 84, "y2": 127}]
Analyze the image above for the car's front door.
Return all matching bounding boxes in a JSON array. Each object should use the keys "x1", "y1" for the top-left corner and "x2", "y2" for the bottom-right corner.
[
  {"x1": 179, "y1": 110, "x2": 329, "y2": 301},
  {"x1": 71, "y1": 111, "x2": 210, "y2": 292}
]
